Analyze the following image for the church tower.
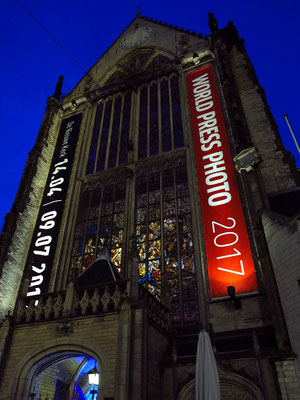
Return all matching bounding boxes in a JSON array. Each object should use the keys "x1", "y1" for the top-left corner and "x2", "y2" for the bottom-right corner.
[{"x1": 0, "y1": 13, "x2": 299, "y2": 399}]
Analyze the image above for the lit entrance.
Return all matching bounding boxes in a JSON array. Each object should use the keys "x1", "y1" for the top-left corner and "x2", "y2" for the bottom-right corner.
[{"x1": 29, "y1": 353, "x2": 99, "y2": 400}]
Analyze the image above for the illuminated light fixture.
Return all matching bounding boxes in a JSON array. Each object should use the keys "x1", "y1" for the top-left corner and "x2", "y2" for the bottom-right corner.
[
  {"x1": 233, "y1": 147, "x2": 261, "y2": 173},
  {"x1": 227, "y1": 285, "x2": 241, "y2": 310},
  {"x1": 87, "y1": 363, "x2": 99, "y2": 385}
]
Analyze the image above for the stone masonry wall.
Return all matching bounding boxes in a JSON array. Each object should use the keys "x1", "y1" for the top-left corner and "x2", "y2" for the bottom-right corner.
[
  {"x1": 34, "y1": 363, "x2": 63, "y2": 399},
  {"x1": 209, "y1": 297, "x2": 270, "y2": 333},
  {"x1": 147, "y1": 323, "x2": 169, "y2": 400},
  {"x1": 275, "y1": 360, "x2": 300, "y2": 400},
  {"x1": 262, "y1": 210, "x2": 300, "y2": 397},
  {"x1": 229, "y1": 46, "x2": 297, "y2": 194},
  {"x1": 0, "y1": 313, "x2": 120, "y2": 400},
  {"x1": 0, "y1": 112, "x2": 61, "y2": 321}
]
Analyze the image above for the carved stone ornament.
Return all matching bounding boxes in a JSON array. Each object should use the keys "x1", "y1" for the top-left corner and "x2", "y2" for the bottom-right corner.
[
  {"x1": 82, "y1": 165, "x2": 134, "y2": 191},
  {"x1": 233, "y1": 147, "x2": 261, "y2": 172},
  {"x1": 135, "y1": 148, "x2": 186, "y2": 175},
  {"x1": 57, "y1": 319, "x2": 73, "y2": 337},
  {"x1": 182, "y1": 50, "x2": 215, "y2": 68}
]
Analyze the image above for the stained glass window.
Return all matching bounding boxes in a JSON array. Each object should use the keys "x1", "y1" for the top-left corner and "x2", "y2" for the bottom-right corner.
[
  {"x1": 171, "y1": 77, "x2": 184, "y2": 149},
  {"x1": 86, "y1": 103, "x2": 103, "y2": 175},
  {"x1": 135, "y1": 164, "x2": 199, "y2": 327},
  {"x1": 138, "y1": 76, "x2": 185, "y2": 160},
  {"x1": 149, "y1": 84, "x2": 159, "y2": 157},
  {"x1": 161, "y1": 79, "x2": 172, "y2": 153},
  {"x1": 86, "y1": 93, "x2": 132, "y2": 175},
  {"x1": 138, "y1": 87, "x2": 148, "y2": 160},
  {"x1": 119, "y1": 93, "x2": 132, "y2": 166},
  {"x1": 107, "y1": 97, "x2": 122, "y2": 169},
  {"x1": 96, "y1": 101, "x2": 112, "y2": 172},
  {"x1": 71, "y1": 181, "x2": 126, "y2": 274},
  {"x1": 86, "y1": 78, "x2": 184, "y2": 171},
  {"x1": 82, "y1": 71, "x2": 195, "y2": 327}
]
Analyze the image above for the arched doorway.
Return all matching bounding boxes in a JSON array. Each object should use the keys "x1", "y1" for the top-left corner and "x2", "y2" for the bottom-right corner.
[
  {"x1": 10, "y1": 341, "x2": 107, "y2": 400},
  {"x1": 177, "y1": 370, "x2": 264, "y2": 400},
  {"x1": 30, "y1": 353, "x2": 99, "y2": 399}
]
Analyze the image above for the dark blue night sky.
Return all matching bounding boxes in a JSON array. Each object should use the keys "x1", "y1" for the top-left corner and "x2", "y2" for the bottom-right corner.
[{"x1": 1, "y1": 0, "x2": 299, "y2": 230}]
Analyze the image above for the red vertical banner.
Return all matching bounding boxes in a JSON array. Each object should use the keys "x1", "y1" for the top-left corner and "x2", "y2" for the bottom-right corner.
[{"x1": 186, "y1": 65, "x2": 257, "y2": 298}]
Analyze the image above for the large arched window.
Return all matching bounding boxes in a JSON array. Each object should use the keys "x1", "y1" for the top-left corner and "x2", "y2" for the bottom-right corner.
[
  {"x1": 138, "y1": 76, "x2": 184, "y2": 160},
  {"x1": 86, "y1": 92, "x2": 132, "y2": 174},
  {"x1": 71, "y1": 180, "x2": 126, "y2": 273},
  {"x1": 70, "y1": 51, "x2": 199, "y2": 327},
  {"x1": 135, "y1": 160, "x2": 199, "y2": 327}
]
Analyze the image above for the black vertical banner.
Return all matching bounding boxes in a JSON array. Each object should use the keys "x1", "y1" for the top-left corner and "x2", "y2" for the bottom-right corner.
[{"x1": 26, "y1": 113, "x2": 82, "y2": 296}]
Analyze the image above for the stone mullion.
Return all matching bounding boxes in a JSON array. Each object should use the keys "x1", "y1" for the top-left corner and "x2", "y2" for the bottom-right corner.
[
  {"x1": 159, "y1": 171, "x2": 165, "y2": 299},
  {"x1": 145, "y1": 176, "x2": 150, "y2": 291},
  {"x1": 157, "y1": 80, "x2": 162, "y2": 156},
  {"x1": 116, "y1": 95, "x2": 125, "y2": 168},
  {"x1": 133, "y1": 88, "x2": 140, "y2": 163},
  {"x1": 122, "y1": 89, "x2": 137, "y2": 278},
  {"x1": 93, "y1": 101, "x2": 105, "y2": 174},
  {"x1": 122, "y1": 170, "x2": 135, "y2": 279},
  {"x1": 95, "y1": 185, "x2": 104, "y2": 262},
  {"x1": 104, "y1": 98, "x2": 115, "y2": 171},
  {"x1": 146, "y1": 85, "x2": 150, "y2": 159},
  {"x1": 168, "y1": 78, "x2": 175, "y2": 151},
  {"x1": 173, "y1": 168, "x2": 184, "y2": 327},
  {"x1": 79, "y1": 190, "x2": 94, "y2": 272},
  {"x1": 109, "y1": 184, "x2": 117, "y2": 255}
]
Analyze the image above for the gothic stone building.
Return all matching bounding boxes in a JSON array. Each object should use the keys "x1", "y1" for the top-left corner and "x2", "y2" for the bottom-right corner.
[{"x1": 0, "y1": 13, "x2": 300, "y2": 400}]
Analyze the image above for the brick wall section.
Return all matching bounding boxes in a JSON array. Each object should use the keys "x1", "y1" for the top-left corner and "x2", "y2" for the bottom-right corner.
[
  {"x1": 0, "y1": 111, "x2": 61, "y2": 322},
  {"x1": 147, "y1": 323, "x2": 169, "y2": 400},
  {"x1": 262, "y1": 210, "x2": 300, "y2": 397},
  {"x1": 275, "y1": 360, "x2": 300, "y2": 400},
  {"x1": 229, "y1": 47, "x2": 297, "y2": 194},
  {"x1": 0, "y1": 314, "x2": 120, "y2": 400},
  {"x1": 209, "y1": 297, "x2": 270, "y2": 332},
  {"x1": 34, "y1": 364, "x2": 63, "y2": 399}
]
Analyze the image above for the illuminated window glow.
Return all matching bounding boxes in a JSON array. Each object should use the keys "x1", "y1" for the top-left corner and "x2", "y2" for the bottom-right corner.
[
  {"x1": 71, "y1": 182, "x2": 126, "y2": 274},
  {"x1": 135, "y1": 164, "x2": 199, "y2": 326}
]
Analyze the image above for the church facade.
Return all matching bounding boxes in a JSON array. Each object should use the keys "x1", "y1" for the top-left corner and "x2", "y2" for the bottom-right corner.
[{"x1": 0, "y1": 13, "x2": 299, "y2": 399}]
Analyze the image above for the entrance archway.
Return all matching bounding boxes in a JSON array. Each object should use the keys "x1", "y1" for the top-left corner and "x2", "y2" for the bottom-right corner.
[
  {"x1": 10, "y1": 340, "x2": 108, "y2": 400},
  {"x1": 177, "y1": 370, "x2": 264, "y2": 400},
  {"x1": 31, "y1": 353, "x2": 99, "y2": 399}
]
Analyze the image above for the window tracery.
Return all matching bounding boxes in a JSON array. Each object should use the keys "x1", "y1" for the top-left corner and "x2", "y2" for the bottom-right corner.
[
  {"x1": 86, "y1": 74, "x2": 184, "y2": 175},
  {"x1": 74, "y1": 63, "x2": 198, "y2": 326},
  {"x1": 71, "y1": 181, "x2": 126, "y2": 274},
  {"x1": 86, "y1": 93, "x2": 132, "y2": 175},
  {"x1": 135, "y1": 163, "x2": 199, "y2": 327},
  {"x1": 138, "y1": 76, "x2": 184, "y2": 160}
]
